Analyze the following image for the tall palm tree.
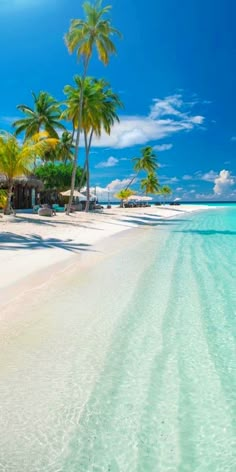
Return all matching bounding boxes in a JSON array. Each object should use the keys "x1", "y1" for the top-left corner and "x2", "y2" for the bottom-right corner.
[
  {"x1": 0, "y1": 131, "x2": 57, "y2": 214},
  {"x1": 126, "y1": 146, "x2": 158, "y2": 190},
  {"x1": 64, "y1": 0, "x2": 121, "y2": 214},
  {"x1": 140, "y1": 173, "x2": 160, "y2": 194},
  {"x1": 63, "y1": 76, "x2": 122, "y2": 211},
  {"x1": 12, "y1": 91, "x2": 65, "y2": 140}
]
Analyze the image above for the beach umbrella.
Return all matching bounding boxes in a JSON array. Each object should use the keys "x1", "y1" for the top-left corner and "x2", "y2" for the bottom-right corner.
[
  {"x1": 127, "y1": 195, "x2": 139, "y2": 200},
  {"x1": 60, "y1": 189, "x2": 86, "y2": 199},
  {"x1": 139, "y1": 196, "x2": 153, "y2": 201}
]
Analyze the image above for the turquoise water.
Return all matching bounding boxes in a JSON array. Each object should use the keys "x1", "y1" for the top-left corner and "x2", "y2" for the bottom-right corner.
[{"x1": 0, "y1": 208, "x2": 236, "y2": 471}]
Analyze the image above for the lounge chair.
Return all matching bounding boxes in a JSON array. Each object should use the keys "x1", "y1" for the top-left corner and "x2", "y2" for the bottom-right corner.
[
  {"x1": 38, "y1": 207, "x2": 54, "y2": 217},
  {"x1": 52, "y1": 204, "x2": 65, "y2": 213}
]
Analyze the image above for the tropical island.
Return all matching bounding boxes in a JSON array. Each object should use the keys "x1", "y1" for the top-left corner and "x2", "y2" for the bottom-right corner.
[{"x1": 0, "y1": 1, "x2": 235, "y2": 472}]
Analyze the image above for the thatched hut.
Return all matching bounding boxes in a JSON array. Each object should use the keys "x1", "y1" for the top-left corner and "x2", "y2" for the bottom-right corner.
[{"x1": 0, "y1": 174, "x2": 43, "y2": 209}]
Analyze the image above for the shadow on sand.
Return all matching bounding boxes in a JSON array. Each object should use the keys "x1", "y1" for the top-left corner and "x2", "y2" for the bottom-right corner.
[{"x1": 0, "y1": 232, "x2": 94, "y2": 253}]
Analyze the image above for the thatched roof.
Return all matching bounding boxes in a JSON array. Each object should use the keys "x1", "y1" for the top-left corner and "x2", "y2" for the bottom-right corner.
[{"x1": 0, "y1": 174, "x2": 44, "y2": 190}]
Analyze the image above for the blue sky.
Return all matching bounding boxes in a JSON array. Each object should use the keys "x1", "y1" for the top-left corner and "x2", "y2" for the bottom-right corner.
[{"x1": 0, "y1": 0, "x2": 235, "y2": 200}]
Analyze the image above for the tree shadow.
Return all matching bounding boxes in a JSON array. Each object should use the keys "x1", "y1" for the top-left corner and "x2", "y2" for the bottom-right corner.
[
  {"x1": 12, "y1": 215, "x2": 103, "y2": 231},
  {"x1": 0, "y1": 232, "x2": 94, "y2": 252}
]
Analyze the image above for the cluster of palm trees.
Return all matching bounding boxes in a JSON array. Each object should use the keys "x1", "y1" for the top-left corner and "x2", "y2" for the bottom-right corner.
[
  {"x1": 0, "y1": 0, "x2": 172, "y2": 215},
  {"x1": 0, "y1": 0, "x2": 122, "y2": 214},
  {"x1": 116, "y1": 146, "x2": 172, "y2": 204}
]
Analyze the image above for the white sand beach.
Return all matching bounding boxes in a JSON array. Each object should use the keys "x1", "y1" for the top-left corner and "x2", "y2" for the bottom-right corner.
[{"x1": 0, "y1": 204, "x2": 209, "y2": 316}]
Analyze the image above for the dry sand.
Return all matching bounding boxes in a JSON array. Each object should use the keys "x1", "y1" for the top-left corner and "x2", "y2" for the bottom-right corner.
[{"x1": 0, "y1": 205, "x2": 209, "y2": 313}]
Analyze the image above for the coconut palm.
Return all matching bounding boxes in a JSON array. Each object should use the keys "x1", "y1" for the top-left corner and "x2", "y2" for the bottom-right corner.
[
  {"x1": 64, "y1": 0, "x2": 121, "y2": 214},
  {"x1": 63, "y1": 76, "x2": 122, "y2": 211},
  {"x1": 12, "y1": 91, "x2": 65, "y2": 140},
  {"x1": 115, "y1": 188, "x2": 133, "y2": 207},
  {"x1": 160, "y1": 185, "x2": 172, "y2": 204},
  {"x1": 43, "y1": 131, "x2": 74, "y2": 164},
  {"x1": 0, "y1": 132, "x2": 57, "y2": 214},
  {"x1": 126, "y1": 146, "x2": 158, "y2": 189},
  {"x1": 140, "y1": 173, "x2": 160, "y2": 195},
  {"x1": 0, "y1": 190, "x2": 7, "y2": 209}
]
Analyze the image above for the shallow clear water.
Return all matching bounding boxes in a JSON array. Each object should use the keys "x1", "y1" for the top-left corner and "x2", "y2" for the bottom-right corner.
[{"x1": 0, "y1": 208, "x2": 236, "y2": 471}]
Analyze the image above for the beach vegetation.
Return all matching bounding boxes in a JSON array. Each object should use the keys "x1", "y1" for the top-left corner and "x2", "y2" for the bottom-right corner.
[
  {"x1": 126, "y1": 146, "x2": 159, "y2": 189},
  {"x1": 64, "y1": 0, "x2": 121, "y2": 214},
  {"x1": 159, "y1": 185, "x2": 172, "y2": 203},
  {"x1": 13, "y1": 91, "x2": 65, "y2": 140},
  {"x1": 115, "y1": 188, "x2": 134, "y2": 207},
  {"x1": 0, "y1": 190, "x2": 7, "y2": 209},
  {"x1": 62, "y1": 75, "x2": 122, "y2": 211},
  {"x1": 0, "y1": 131, "x2": 58, "y2": 214},
  {"x1": 140, "y1": 172, "x2": 160, "y2": 194},
  {"x1": 41, "y1": 131, "x2": 74, "y2": 164},
  {"x1": 35, "y1": 162, "x2": 85, "y2": 192}
]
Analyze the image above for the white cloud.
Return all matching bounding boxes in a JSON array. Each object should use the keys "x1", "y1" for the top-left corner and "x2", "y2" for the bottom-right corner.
[
  {"x1": 95, "y1": 156, "x2": 119, "y2": 168},
  {"x1": 161, "y1": 175, "x2": 179, "y2": 183},
  {"x1": 90, "y1": 93, "x2": 205, "y2": 149},
  {"x1": 201, "y1": 170, "x2": 218, "y2": 182},
  {"x1": 182, "y1": 170, "x2": 218, "y2": 182},
  {"x1": 153, "y1": 144, "x2": 173, "y2": 152},
  {"x1": 213, "y1": 170, "x2": 235, "y2": 195},
  {"x1": 91, "y1": 178, "x2": 134, "y2": 198},
  {"x1": 182, "y1": 174, "x2": 193, "y2": 180}
]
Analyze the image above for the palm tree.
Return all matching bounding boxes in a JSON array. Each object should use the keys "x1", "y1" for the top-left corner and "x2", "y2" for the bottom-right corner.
[
  {"x1": 115, "y1": 188, "x2": 133, "y2": 207},
  {"x1": 57, "y1": 131, "x2": 74, "y2": 163},
  {"x1": 160, "y1": 185, "x2": 172, "y2": 204},
  {"x1": 0, "y1": 131, "x2": 57, "y2": 214},
  {"x1": 140, "y1": 173, "x2": 160, "y2": 194},
  {"x1": 63, "y1": 76, "x2": 122, "y2": 211},
  {"x1": 13, "y1": 91, "x2": 65, "y2": 140},
  {"x1": 0, "y1": 190, "x2": 7, "y2": 209},
  {"x1": 126, "y1": 146, "x2": 158, "y2": 189},
  {"x1": 64, "y1": 0, "x2": 121, "y2": 214}
]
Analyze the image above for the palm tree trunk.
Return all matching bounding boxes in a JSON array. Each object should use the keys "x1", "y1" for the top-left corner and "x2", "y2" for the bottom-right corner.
[
  {"x1": 85, "y1": 129, "x2": 94, "y2": 212},
  {"x1": 66, "y1": 58, "x2": 89, "y2": 215},
  {"x1": 125, "y1": 171, "x2": 139, "y2": 191},
  {"x1": 4, "y1": 181, "x2": 13, "y2": 215}
]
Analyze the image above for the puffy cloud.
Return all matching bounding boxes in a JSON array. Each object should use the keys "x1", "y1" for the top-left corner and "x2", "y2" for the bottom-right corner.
[
  {"x1": 153, "y1": 144, "x2": 173, "y2": 151},
  {"x1": 201, "y1": 170, "x2": 218, "y2": 182},
  {"x1": 95, "y1": 156, "x2": 119, "y2": 168},
  {"x1": 89, "y1": 93, "x2": 205, "y2": 149},
  {"x1": 213, "y1": 170, "x2": 235, "y2": 195},
  {"x1": 91, "y1": 178, "x2": 134, "y2": 198}
]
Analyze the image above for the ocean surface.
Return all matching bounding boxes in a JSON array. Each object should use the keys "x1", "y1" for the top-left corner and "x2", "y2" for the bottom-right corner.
[{"x1": 0, "y1": 206, "x2": 236, "y2": 471}]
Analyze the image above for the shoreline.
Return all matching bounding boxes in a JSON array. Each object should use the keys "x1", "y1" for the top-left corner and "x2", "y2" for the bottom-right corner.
[{"x1": 0, "y1": 204, "x2": 213, "y2": 318}]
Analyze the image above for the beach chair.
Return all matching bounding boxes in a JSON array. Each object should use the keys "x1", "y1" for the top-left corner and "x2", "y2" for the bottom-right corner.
[{"x1": 38, "y1": 207, "x2": 54, "y2": 217}]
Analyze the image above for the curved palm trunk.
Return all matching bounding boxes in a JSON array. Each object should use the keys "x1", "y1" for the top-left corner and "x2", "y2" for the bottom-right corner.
[
  {"x1": 125, "y1": 171, "x2": 139, "y2": 191},
  {"x1": 85, "y1": 129, "x2": 94, "y2": 212},
  {"x1": 66, "y1": 59, "x2": 89, "y2": 215}
]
